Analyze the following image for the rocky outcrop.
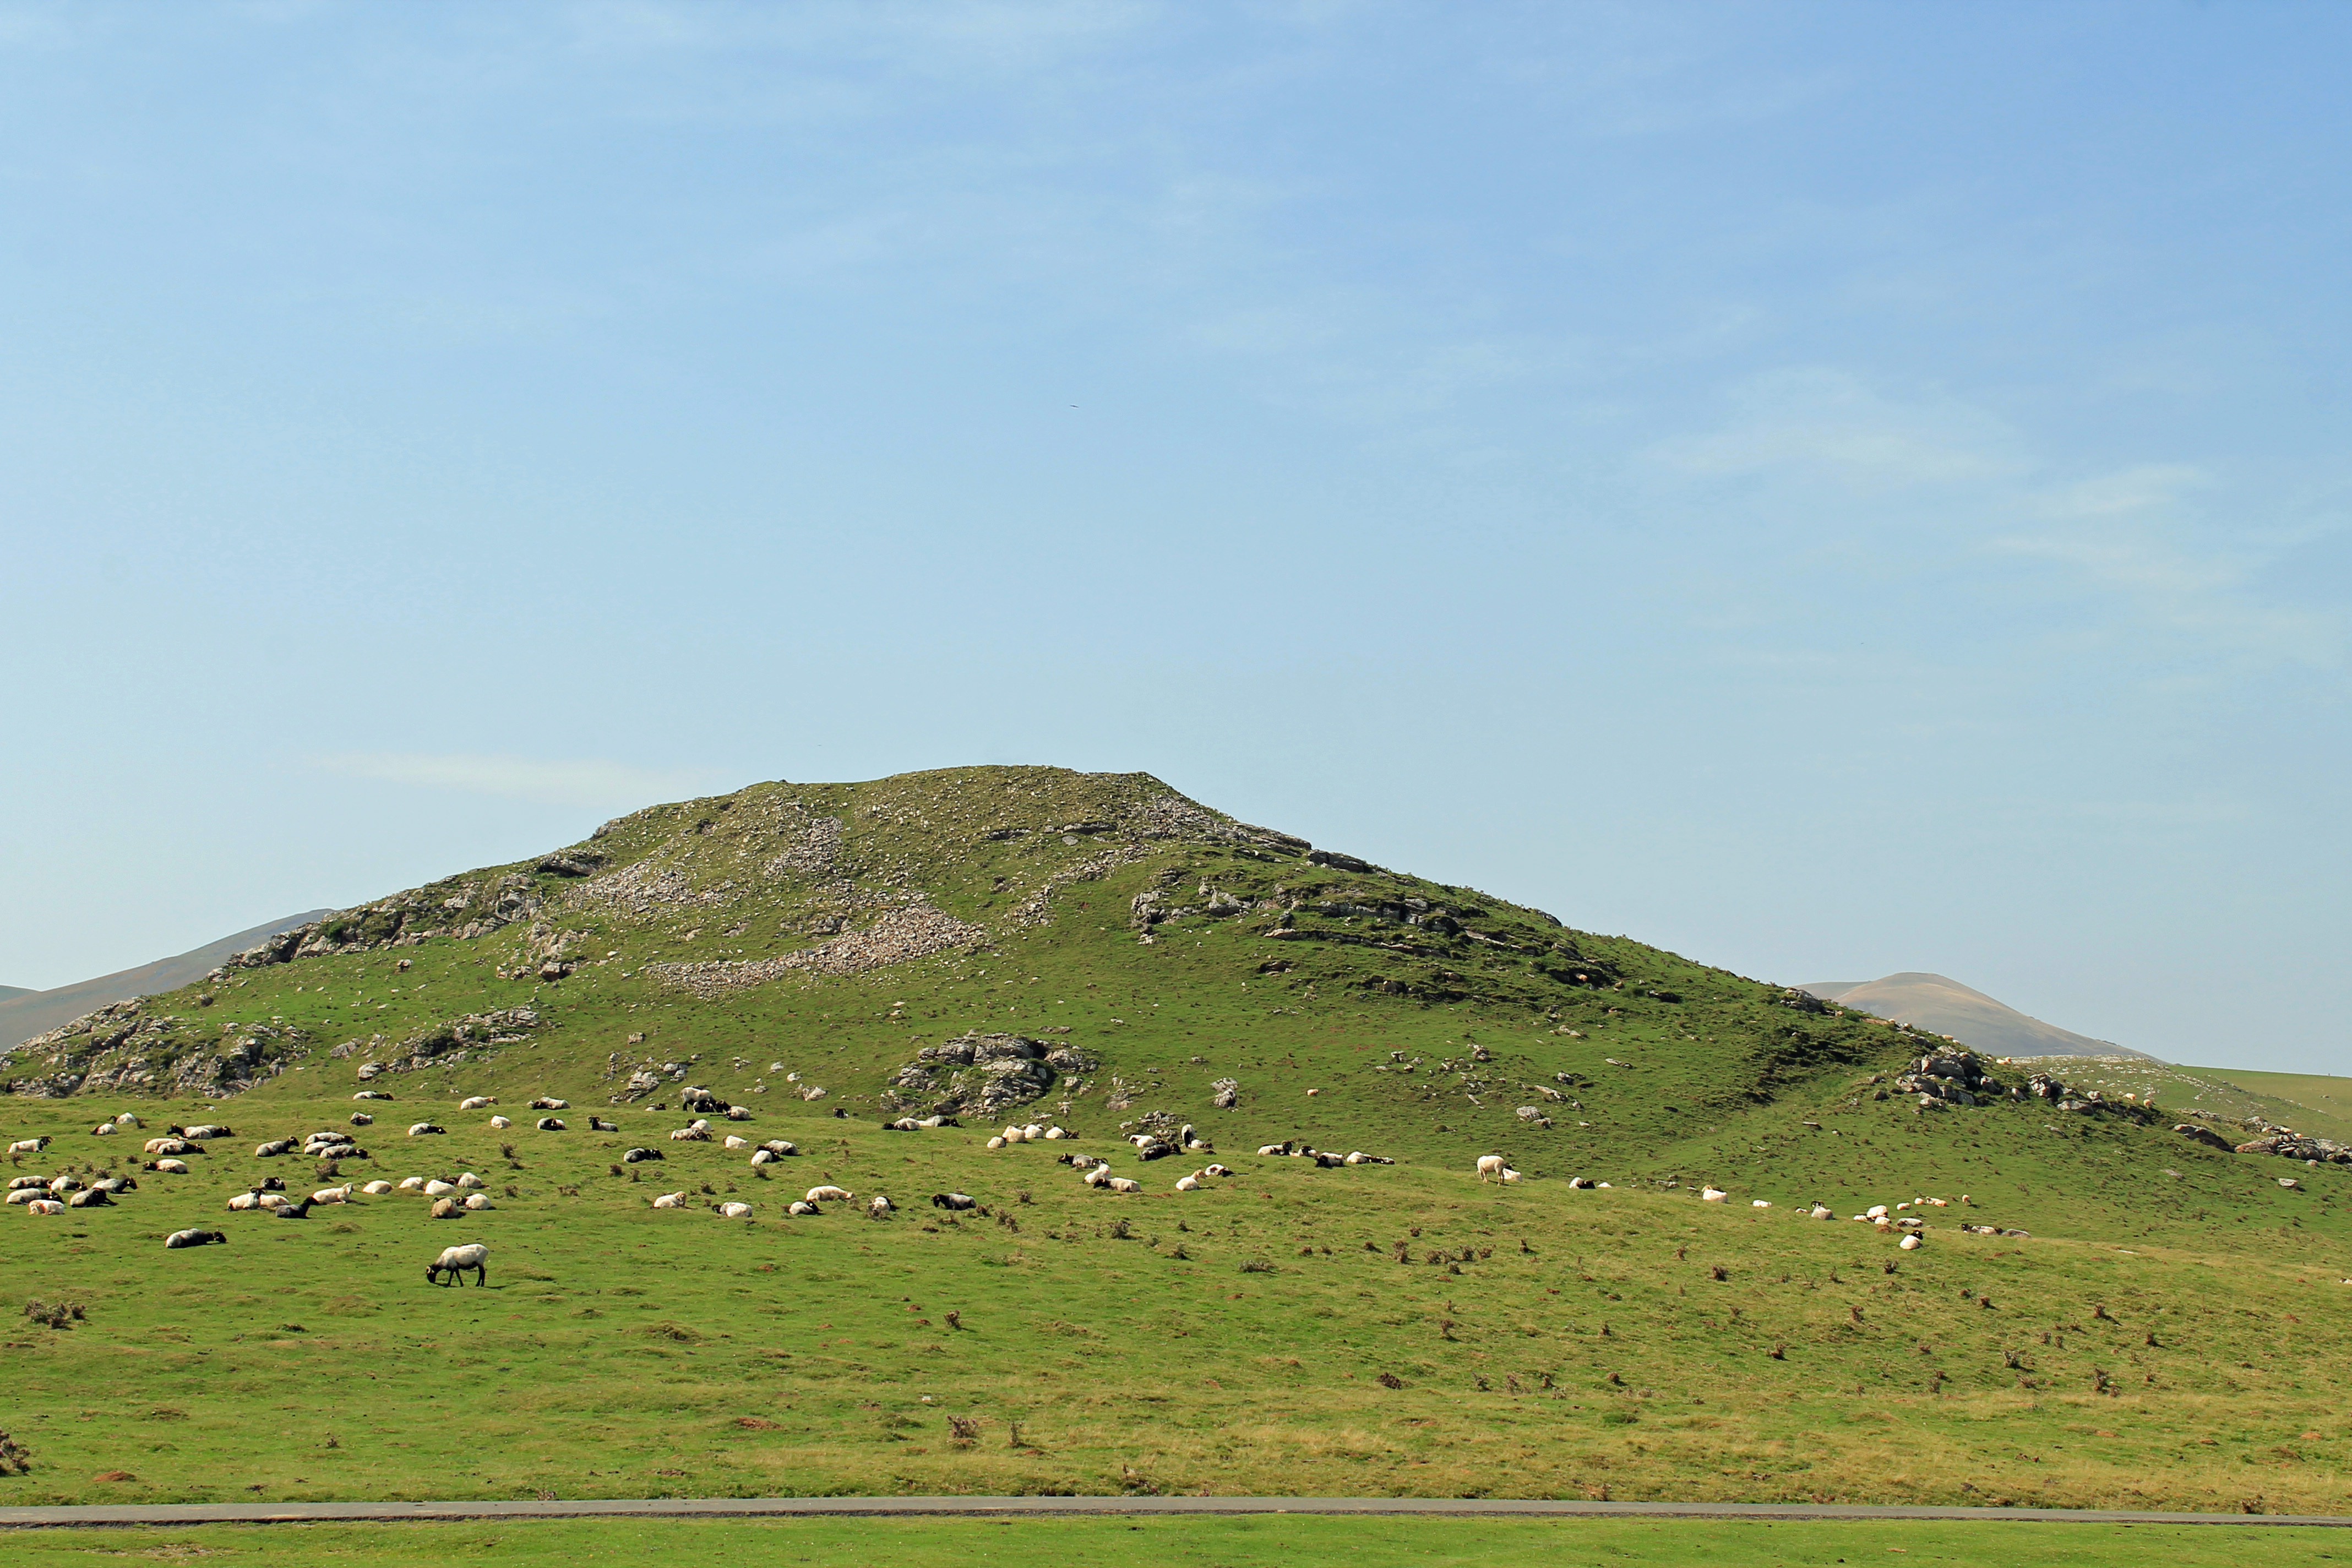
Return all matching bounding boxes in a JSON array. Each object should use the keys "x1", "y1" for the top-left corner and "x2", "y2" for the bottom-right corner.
[
  {"x1": 2234, "y1": 1130, "x2": 2352, "y2": 1164},
  {"x1": 217, "y1": 874, "x2": 546, "y2": 977},
  {"x1": 645, "y1": 902, "x2": 989, "y2": 998},
  {"x1": 2, "y1": 1001, "x2": 309, "y2": 1099},
  {"x1": 2172, "y1": 1122, "x2": 2236, "y2": 1152},
  {"x1": 350, "y1": 1009, "x2": 541, "y2": 1079},
  {"x1": 885, "y1": 1033, "x2": 1093, "y2": 1120}
]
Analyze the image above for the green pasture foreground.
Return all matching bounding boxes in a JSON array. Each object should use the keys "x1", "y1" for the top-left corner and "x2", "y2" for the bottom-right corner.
[{"x1": 7, "y1": 1516, "x2": 2350, "y2": 1566}]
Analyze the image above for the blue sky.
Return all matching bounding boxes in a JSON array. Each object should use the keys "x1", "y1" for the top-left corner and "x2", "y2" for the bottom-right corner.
[{"x1": 3, "y1": 2, "x2": 2346, "y2": 1071}]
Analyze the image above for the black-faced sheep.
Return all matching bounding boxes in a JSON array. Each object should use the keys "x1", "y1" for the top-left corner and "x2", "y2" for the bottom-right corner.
[
  {"x1": 7, "y1": 1137, "x2": 52, "y2": 1157},
  {"x1": 255, "y1": 1138, "x2": 297, "y2": 1158},
  {"x1": 536, "y1": 1117, "x2": 567, "y2": 1132},
  {"x1": 165, "y1": 1229, "x2": 227, "y2": 1249},
  {"x1": 527, "y1": 1097, "x2": 568, "y2": 1111},
  {"x1": 622, "y1": 1147, "x2": 663, "y2": 1163},
  {"x1": 589, "y1": 1117, "x2": 618, "y2": 1132},
  {"x1": 407, "y1": 1123, "x2": 446, "y2": 1137},
  {"x1": 426, "y1": 1242, "x2": 488, "y2": 1286},
  {"x1": 931, "y1": 1192, "x2": 977, "y2": 1210}
]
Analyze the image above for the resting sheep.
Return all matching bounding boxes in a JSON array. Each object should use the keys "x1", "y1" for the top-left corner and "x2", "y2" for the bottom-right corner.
[
  {"x1": 361, "y1": 1180, "x2": 394, "y2": 1195},
  {"x1": 426, "y1": 1242, "x2": 488, "y2": 1286},
  {"x1": 931, "y1": 1193, "x2": 977, "y2": 1210},
  {"x1": 589, "y1": 1117, "x2": 618, "y2": 1133},
  {"x1": 408, "y1": 1123, "x2": 446, "y2": 1137},
  {"x1": 622, "y1": 1147, "x2": 663, "y2": 1163},
  {"x1": 146, "y1": 1158, "x2": 189, "y2": 1174},
  {"x1": 528, "y1": 1097, "x2": 568, "y2": 1111},
  {"x1": 273, "y1": 1198, "x2": 313, "y2": 1219},
  {"x1": 787, "y1": 1201, "x2": 818, "y2": 1216},
  {"x1": 867, "y1": 1195, "x2": 894, "y2": 1217},
  {"x1": 456, "y1": 1172, "x2": 486, "y2": 1189},
  {"x1": 423, "y1": 1179, "x2": 459, "y2": 1197},
  {"x1": 227, "y1": 1191, "x2": 264, "y2": 1211},
  {"x1": 182, "y1": 1124, "x2": 233, "y2": 1140},
  {"x1": 536, "y1": 1118, "x2": 567, "y2": 1132},
  {"x1": 254, "y1": 1138, "x2": 297, "y2": 1158},
  {"x1": 724, "y1": 1135, "x2": 752, "y2": 1150},
  {"x1": 487, "y1": 1115, "x2": 512, "y2": 1130},
  {"x1": 428, "y1": 1196, "x2": 461, "y2": 1219},
  {"x1": 1106, "y1": 1177, "x2": 1142, "y2": 1194},
  {"x1": 1701, "y1": 1187, "x2": 1729, "y2": 1203},
  {"x1": 7, "y1": 1136, "x2": 52, "y2": 1157},
  {"x1": 459, "y1": 1096, "x2": 496, "y2": 1110},
  {"x1": 23, "y1": 1198, "x2": 64, "y2": 1215},
  {"x1": 144, "y1": 1137, "x2": 196, "y2": 1157},
  {"x1": 463, "y1": 1193, "x2": 493, "y2": 1210},
  {"x1": 652, "y1": 1191, "x2": 689, "y2": 1209},
  {"x1": 1174, "y1": 1175, "x2": 1200, "y2": 1191},
  {"x1": 165, "y1": 1228, "x2": 227, "y2": 1249},
  {"x1": 312, "y1": 1185, "x2": 355, "y2": 1205},
  {"x1": 805, "y1": 1185, "x2": 852, "y2": 1202},
  {"x1": 350, "y1": 1113, "x2": 374, "y2": 1126},
  {"x1": 66, "y1": 1189, "x2": 111, "y2": 1208},
  {"x1": 715, "y1": 1201, "x2": 753, "y2": 1219},
  {"x1": 1204, "y1": 1164, "x2": 1233, "y2": 1177}
]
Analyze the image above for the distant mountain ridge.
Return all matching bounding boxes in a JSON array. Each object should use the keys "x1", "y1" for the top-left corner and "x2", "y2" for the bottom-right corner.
[
  {"x1": 0, "y1": 912, "x2": 333, "y2": 1048},
  {"x1": 1800, "y1": 971, "x2": 2160, "y2": 1063}
]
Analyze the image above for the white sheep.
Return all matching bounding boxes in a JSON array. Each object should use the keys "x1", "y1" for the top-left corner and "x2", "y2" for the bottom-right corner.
[
  {"x1": 1751, "y1": 1200, "x2": 1772, "y2": 1209},
  {"x1": 488, "y1": 1115, "x2": 512, "y2": 1130},
  {"x1": 1107, "y1": 1177, "x2": 1142, "y2": 1194},
  {"x1": 227, "y1": 1191, "x2": 264, "y2": 1211},
  {"x1": 716, "y1": 1201, "x2": 753, "y2": 1219},
  {"x1": 1499, "y1": 1167, "x2": 1523, "y2": 1184},
  {"x1": 1899, "y1": 1233, "x2": 1923, "y2": 1251},
  {"x1": 311, "y1": 1185, "x2": 356, "y2": 1205},
  {"x1": 362, "y1": 1180, "x2": 395, "y2": 1195},
  {"x1": 724, "y1": 1135, "x2": 752, "y2": 1151},
  {"x1": 150, "y1": 1158, "x2": 189, "y2": 1174},
  {"x1": 423, "y1": 1179, "x2": 459, "y2": 1197},
  {"x1": 1204, "y1": 1164, "x2": 1233, "y2": 1178},
  {"x1": 1043, "y1": 1126, "x2": 1068, "y2": 1140},
  {"x1": 867, "y1": 1195, "x2": 894, "y2": 1217},
  {"x1": 805, "y1": 1185, "x2": 852, "y2": 1202},
  {"x1": 142, "y1": 1137, "x2": 189, "y2": 1156},
  {"x1": 459, "y1": 1096, "x2": 497, "y2": 1110},
  {"x1": 407, "y1": 1123, "x2": 445, "y2": 1137},
  {"x1": 398, "y1": 1175, "x2": 427, "y2": 1192},
  {"x1": 5, "y1": 1189, "x2": 45, "y2": 1206},
  {"x1": 652, "y1": 1191, "x2": 689, "y2": 1209},
  {"x1": 426, "y1": 1242, "x2": 488, "y2": 1286},
  {"x1": 1701, "y1": 1188, "x2": 1729, "y2": 1203},
  {"x1": 1476, "y1": 1155, "x2": 1506, "y2": 1180},
  {"x1": 529, "y1": 1098, "x2": 569, "y2": 1111},
  {"x1": 115, "y1": 1113, "x2": 140, "y2": 1128},
  {"x1": 750, "y1": 1150, "x2": 777, "y2": 1165},
  {"x1": 8, "y1": 1136, "x2": 52, "y2": 1157},
  {"x1": 536, "y1": 1117, "x2": 567, "y2": 1131},
  {"x1": 986, "y1": 1137, "x2": 1006, "y2": 1150},
  {"x1": 456, "y1": 1172, "x2": 486, "y2": 1189},
  {"x1": 257, "y1": 1193, "x2": 289, "y2": 1210},
  {"x1": 1866, "y1": 1204, "x2": 1890, "y2": 1220},
  {"x1": 183, "y1": 1124, "x2": 232, "y2": 1140},
  {"x1": 350, "y1": 1113, "x2": 374, "y2": 1126},
  {"x1": 1808, "y1": 1204, "x2": 1833, "y2": 1220},
  {"x1": 1084, "y1": 1166, "x2": 1112, "y2": 1187},
  {"x1": 92, "y1": 1121, "x2": 117, "y2": 1136},
  {"x1": 1174, "y1": 1175, "x2": 1200, "y2": 1191},
  {"x1": 164, "y1": 1228, "x2": 225, "y2": 1248},
  {"x1": 787, "y1": 1201, "x2": 818, "y2": 1216},
  {"x1": 462, "y1": 1193, "x2": 493, "y2": 1210},
  {"x1": 25, "y1": 1198, "x2": 65, "y2": 1215},
  {"x1": 1021, "y1": 1124, "x2": 1044, "y2": 1140},
  {"x1": 429, "y1": 1196, "x2": 461, "y2": 1219},
  {"x1": 1259, "y1": 1144, "x2": 1288, "y2": 1157}
]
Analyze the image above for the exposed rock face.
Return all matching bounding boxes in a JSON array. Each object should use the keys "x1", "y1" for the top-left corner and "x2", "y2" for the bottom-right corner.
[
  {"x1": 645, "y1": 903, "x2": 989, "y2": 998},
  {"x1": 885, "y1": 1032, "x2": 1085, "y2": 1120},
  {"x1": 219, "y1": 875, "x2": 546, "y2": 974},
  {"x1": 1, "y1": 1001, "x2": 309, "y2": 1099},
  {"x1": 2235, "y1": 1130, "x2": 2352, "y2": 1164},
  {"x1": 2173, "y1": 1123, "x2": 2236, "y2": 1152},
  {"x1": 357, "y1": 1009, "x2": 541, "y2": 1077}
]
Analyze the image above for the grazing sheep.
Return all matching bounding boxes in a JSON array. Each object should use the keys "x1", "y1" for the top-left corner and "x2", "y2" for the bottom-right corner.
[
  {"x1": 528, "y1": 1098, "x2": 569, "y2": 1111},
  {"x1": 1476, "y1": 1155, "x2": 1506, "y2": 1180},
  {"x1": 428, "y1": 1197, "x2": 461, "y2": 1219},
  {"x1": 1174, "y1": 1175, "x2": 1200, "y2": 1191},
  {"x1": 1498, "y1": 1168, "x2": 1523, "y2": 1184},
  {"x1": 1899, "y1": 1233, "x2": 1923, "y2": 1251},
  {"x1": 459, "y1": 1096, "x2": 496, "y2": 1111},
  {"x1": 1807, "y1": 1204, "x2": 1834, "y2": 1219},
  {"x1": 1701, "y1": 1188, "x2": 1729, "y2": 1203},
  {"x1": 622, "y1": 1147, "x2": 663, "y2": 1163},
  {"x1": 931, "y1": 1193, "x2": 977, "y2": 1210},
  {"x1": 91, "y1": 1177, "x2": 136, "y2": 1194},
  {"x1": 91, "y1": 1121, "x2": 117, "y2": 1136},
  {"x1": 353, "y1": 1091, "x2": 391, "y2": 1101},
  {"x1": 488, "y1": 1115, "x2": 511, "y2": 1129},
  {"x1": 986, "y1": 1137, "x2": 1006, "y2": 1150},
  {"x1": 669, "y1": 1124, "x2": 710, "y2": 1142},
  {"x1": 7, "y1": 1136, "x2": 52, "y2": 1157},
  {"x1": 652, "y1": 1191, "x2": 689, "y2": 1209},
  {"x1": 425, "y1": 1242, "x2": 488, "y2": 1286},
  {"x1": 760, "y1": 1140, "x2": 796, "y2": 1156},
  {"x1": 423, "y1": 1180, "x2": 459, "y2": 1197},
  {"x1": 1082, "y1": 1166, "x2": 1111, "y2": 1187},
  {"x1": 456, "y1": 1172, "x2": 486, "y2": 1189},
  {"x1": 407, "y1": 1123, "x2": 445, "y2": 1137},
  {"x1": 115, "y1": 1113, "x2": 140, "y2": 1128},
  {"x1": 589, "y1": 1117, "x2": 618, "y2": 1133},
  {"x1": 165, "y1": 1228, "x2": 226, "y2": 1249},
  {"x1": 462, "y1": 1193, "x2": 493, "y2": 1210},
  {"x1": 724, "y1": 1135, "x2": 752, "y2": 1150},
  {"x1": 398, "y1": 1175, "x2": 428, "y2": 1192},
  {"x1": 311, "y1": 1185, "x2": 356, "y2": 1205},
  {"x1": 146, "y1": 1158, "x2": 189, "y2": 1174},
  {"x1": 749, "y1": 1150, "x2": 777, "y2": 1165},
  {"x1": 1021, "y1": 1124, "x2": 1044, "y2": 1140},
  {"x1": 255, "y1": 1138, "x2": 297, "y2": 1158},
  {"x1": 182, "y1": 1124, "x2": 233, "y2": 1140},
  {"x1": 787, "y1": 1201, "x2": 818, "y2": 1216},
  {"x1": 143, "y1": 1138, "x2": 195, "y2": 1157},
  {"x1": 66, "y1": 1189, "x2": 111, "y2": 1208},
  {"x1": 805, "y1": 1185, "x2": 852, "y2": 1203},
  {"x1": 350, "y1": 1113, "x2": 374, "y2": 1127},
  {"x1": 715, "y1": 1201, "x2": 753, "y2": 1219},
  {"x1": 537, "y1": 1118, "x2": 567, "y2": 1132},
  {"x1": 273, "y1": 1198, "x2": 313, "y2": 1219},
  {"x1": 5, "y1": 1189, "x2": 43, "y2": 1205},
  {"x1": 1044, "y1": 1126, "x2": 1068, "y2": 1140},
  {"x1": 361, "y1": 1180, "x2": 394, "y2": 1195},
  {"x1": 724, "y1": 1107, "x2": 754, "y2": 1121},
  {"x1": 867, "y1": 1195, "x2": 893, "y2": 1217},
  {"x1": 23, "y1": 1199, "x2": 65, "y2": 1215}
]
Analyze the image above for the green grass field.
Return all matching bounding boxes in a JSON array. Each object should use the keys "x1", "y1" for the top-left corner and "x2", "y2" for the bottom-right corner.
[
  {"x1": 4, "y1": 767, "x2": 2346, "y2": 1518},
  {"x1": 6, "y1": 1516, "x2": 2351, "y2": 1567}
]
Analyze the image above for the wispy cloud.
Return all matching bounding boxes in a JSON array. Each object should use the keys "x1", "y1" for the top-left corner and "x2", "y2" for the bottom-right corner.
[
  {"x1": 1643, "y1": 367, "x2": 2030, "y2": 493},
  {"x1": 312, "y1": 752, "x2": 725, "y2": 809}
]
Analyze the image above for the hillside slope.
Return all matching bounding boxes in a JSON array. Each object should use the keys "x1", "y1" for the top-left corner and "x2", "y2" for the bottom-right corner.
[
  {"x1": 1801, "y1": 972, "x2": 2157, "y2": 1062},
  {"x1": 0, "y1": 909, "x2": 330, "y2": 1048}
]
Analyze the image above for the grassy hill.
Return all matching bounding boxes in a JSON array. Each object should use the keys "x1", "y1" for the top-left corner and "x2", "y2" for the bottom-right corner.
[
  {"x1": 1, "y1": 766, "x2": 2346, "y2": 1512},
  {"x1": 1800, "y1": 974, "x2": 2154, "y2": 1063},
  {"x1": 0, "y1": 908, "x2": 331, "y2": 1049}
]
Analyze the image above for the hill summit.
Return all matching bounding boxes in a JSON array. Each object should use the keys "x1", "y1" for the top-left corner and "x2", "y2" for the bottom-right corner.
[{"x1": 1800, "y1": 972, "x2": 2159, "y2": 1063}]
